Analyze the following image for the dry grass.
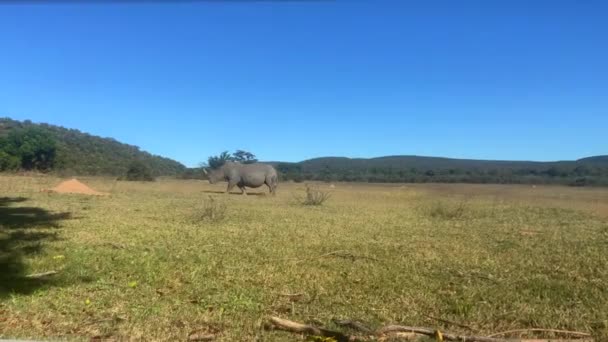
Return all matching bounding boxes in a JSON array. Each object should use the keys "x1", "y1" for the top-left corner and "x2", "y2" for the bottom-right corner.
[
  {"x1": 294, "y1": 184, "x2": 332, "y2": 206},
  {"x1": 193, "y1": 196, "x2": 228, "y2": 223},
  {"x1": 1, "y1": 175, "x2": 607, "y2": 341}
]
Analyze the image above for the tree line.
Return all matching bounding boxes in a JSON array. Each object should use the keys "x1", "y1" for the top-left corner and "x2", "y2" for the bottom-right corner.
[
  {"x1": 3, "y1": 118, "x2": 607, "y2": 187},
  {"x1": 274, "y1": 162, "x2": 608, "y2": 186},
  {"x1": 0, "y1": 118, "x2": 185, "y2": 177},
  {"x1": 191, "y1": 151, "x2": 608, "y2": 186}
]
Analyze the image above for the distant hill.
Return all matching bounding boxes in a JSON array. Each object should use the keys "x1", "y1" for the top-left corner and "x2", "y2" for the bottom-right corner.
[
  {"x1": 297, "y1": 155, "x2": 550, "y2": 172},
  {"x1": 3, "y1": 117, "x2": 606, "y2": 186},
  {"x1": 577, "y1": 156, "x2": 608, "y2": 164},
  {"x1": 0, "y1": 118, "x2": 185, "y2": 176},
  {"x1": 273, "y1": 154, "x2": 608, "y2": 186}
]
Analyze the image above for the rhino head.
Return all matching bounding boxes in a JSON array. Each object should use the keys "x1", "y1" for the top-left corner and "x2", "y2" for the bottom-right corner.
[{"x1": 203, "y1": 166, "x2": 226, "y2": 184}]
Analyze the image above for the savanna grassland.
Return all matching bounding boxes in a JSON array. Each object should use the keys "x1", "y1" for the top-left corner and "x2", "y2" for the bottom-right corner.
[{"x1": 1, "y1": 175, "x2": 607, "y2": 341}]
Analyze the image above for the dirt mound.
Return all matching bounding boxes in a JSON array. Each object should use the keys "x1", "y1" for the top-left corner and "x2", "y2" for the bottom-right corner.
[{"x1": 46, "y1": 178, "x2": 108, "y2": 196}]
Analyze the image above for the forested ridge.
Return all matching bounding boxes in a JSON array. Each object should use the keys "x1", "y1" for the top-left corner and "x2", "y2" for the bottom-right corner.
[
  {"x1": 273, "y1": 154, "x2": 608, "y2": 186},
  {"x1": 0, "y1": 118, "x2": 185, "y2": 176}
]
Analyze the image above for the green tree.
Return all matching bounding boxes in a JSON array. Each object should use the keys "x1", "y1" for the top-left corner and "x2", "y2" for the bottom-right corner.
[
  {"x1": 207, "y1": 151, "x2": 232, "y2": 169},
  {"x1": 0, "y1": 149, "x2": 20, "y2": 171},
  {"x1": 3, "y1": 127, "x2": 56, "y2": 171},
  {"x1": 232, "y1": 150, "x2": 257, "y2": 164},
  {"x1": 125, "y1": 161, "x2": 155, "y2": 181}
]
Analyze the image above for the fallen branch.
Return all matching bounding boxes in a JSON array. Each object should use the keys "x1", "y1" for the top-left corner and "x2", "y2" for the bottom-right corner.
[
  {"x1": 510, "y1": 340, "x2": 594, "y2": 342},
  {"x1": 25, "y1": 270, "x2": 58, "y2": 279},
  {"x1": 295, "y1": 250, "x2": 379, "y2": 264},
  {"x1": 266, "y1": 316, "x2": 595, "y2": 342},
  {"x1": 266, "y1": 316, "x2": 363, "y2": 342},
  {"x1": 487, "y1": 329, "x2": 592, "y2": 338},
  {"x1": 423, "y1": 314, "x2": 473, "y2": 330},
  {"x1": 102, "y1": 242, "x2": 127, "y2": 249},
  {"x1": 187, "y1": 333, "x2": 215, "y2": 341},
  {"x1": 378, "y1": 325, "x2": 502, "y2": 342},
  {"x1": 278, "y1": 292, "x2": 305, "y2": 298},
  {"x1": 377, "y1": 332, "x2": 421, "y2": 341},
  {"x1": 333, "y1": 319, "x2": 374, "y2": 334}
]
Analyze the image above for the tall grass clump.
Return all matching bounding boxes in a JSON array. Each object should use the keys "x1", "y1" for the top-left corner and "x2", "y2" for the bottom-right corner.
[
  {"x1": 194, "y1": 196, "x2": 227, "y2": 222},
  {"x1": 427, "y1": 200, "x2": 467, "y2": 220},
  {"x1": 295, "y1": 184, "x2": 331, "y2": 206}
]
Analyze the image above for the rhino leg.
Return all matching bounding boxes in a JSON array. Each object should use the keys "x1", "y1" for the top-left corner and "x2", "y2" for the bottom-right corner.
[
  {"x1": 266, "y1": 183, "x2": 273, "y2": 194},
  {"x1": 265, "y1": 175, "x2": 277, "y2": 195},
  {"x1": 239, "y1": 185, "x2": 247, "y2": 196},
  {"x1": 226, "y1": 181, "x2": 237, "y2": 194}
]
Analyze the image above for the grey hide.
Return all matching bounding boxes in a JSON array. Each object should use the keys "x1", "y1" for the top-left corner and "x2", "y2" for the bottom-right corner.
[{"x1": 206, "y1": 161, "x2": 278, "y2": 195}]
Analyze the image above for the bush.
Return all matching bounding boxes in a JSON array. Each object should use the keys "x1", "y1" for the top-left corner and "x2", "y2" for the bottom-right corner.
[
  {"x1": 0, "y1": 126, "x2": 57, "y2": 171},
  {"x1": 0, "y1": 150, "x2": 20, "y2": 171},
  {"x1": 194, "y1": 196, "x2": 227, "y2": 222},
  {"x1": 570, "y1": 177, "x2": 592, "y2": 187},
  {"x1": 427, "y1": 200, "x2": 467, "y2": 220},
  {"x1": 124, "y1": 161, "x2": 155, "y2": 181},
  {"x1": 296, "y1": 184, "x2": 331, "y2": 206}
]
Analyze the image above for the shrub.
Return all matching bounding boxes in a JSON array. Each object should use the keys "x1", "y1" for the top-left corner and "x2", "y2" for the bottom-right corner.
[
  {"x1": 0, "y1": 150, "x2": 20, "y2": 171},
  {"x1": 1, "y1": 127, "x2": 56, "y2": 171},
  {"x1": 296, "y1": 184, "x2": 331, "y2": 206},
  {"x1": 194, "y1": 196, "x2": 227, "y2": 223},
  {"x1": 427, "y1": 200, "x2": 467, "y2": 220},
  {"x1": 124, "y1": 161, "x2": 155, "y2": 181}
]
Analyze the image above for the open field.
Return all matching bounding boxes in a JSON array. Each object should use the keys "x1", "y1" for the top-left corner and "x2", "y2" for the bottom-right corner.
[{"x1": 1, "y1": 175, "x2": 607, "y2": 341}]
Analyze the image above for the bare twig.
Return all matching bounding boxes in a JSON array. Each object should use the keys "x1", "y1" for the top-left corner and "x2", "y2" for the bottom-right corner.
[
  {"x1": 424, "y1": 314, "x2": 473, "y2": 330},
  {"x1": 187, "y1": 333, "x2": 215, "y2": 341},
  {"x1": 487, "y1": 329, "x2": 592, "y2": 338},
  {"x1": 378, "y1": 325, "x2": 502, "y2": 342},
  {"x1": 81, "y1": 315, "x2": 125, "y2": 327},
  {"x1": 102, "y1": 242, "x2": 127, "y2": 249},
  {"x1": 266, "y1": 316, "x2": 594, "y2": 342},
  {"x1": 25, "y1": 270, "x2": 58, "y2": 279},
  {"x1": 278, "y1": 292, "x2": 305, "y2": 298},
  {"x1": 295, "y1": 250, "x2": 378, "y2": 264},
  {"x1": 515, "y1": 340, "x2": 594, "y2": 342},
  {"x1": 377, "y1": 332, "x2": 420, "y2": 341},
  {"x1": 266, "y1": 316, "x2": 363, "y2": 342},
  {"x1": 294, "y1": 249, "x2": 346, "y2": 263},
  {"x1": 332, "y1": 319, "x2": 374, "y2": 334},
  {"x1": 277, "y1": 292, "x2": 305, "y2": 304}
]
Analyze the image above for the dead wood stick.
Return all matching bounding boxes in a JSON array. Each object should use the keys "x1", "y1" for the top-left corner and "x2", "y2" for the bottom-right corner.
[
  {"x1": 487, "y1": 329, "x2": 592, "y2": 338},
  {"x1": 378, "y1": 325, "x2": 503, "y2": 341},
  {"x1": 268, "y1": 317, "x2": 594, "y2": 342},
  {"x1": 333, "y1": 319, "x2": 374, "y2": 334},
  {"x1": 294, "y1": 250, "x2": 347, "y2": 263},
  {"x1": 424, "y1": 314, "x2": 473, "y2": 330},
  {"x1": 295, "y1": 250, "x2": 378, "y2": 264},
  {"x1": 187, "y1": 333, "x2": 215, "y2": 341},
  {"x1": 515, "y1": 340, "x2": 594, "y2": 342},
  {"x1": 378, "y1": 332, "x2": 421, "y2": 341},
  {"x1": 25, "y1": 270, "x2": 58, "y2": 279},
  {"x1": 380, "y1": 325, "x2": 593, "y2": 342},
  {"x1": 278, "y1": 292, "x2": 305, "y2": 297},
  {"x1": 267, "y1": 316, "x2": 366, "y2": 342}
]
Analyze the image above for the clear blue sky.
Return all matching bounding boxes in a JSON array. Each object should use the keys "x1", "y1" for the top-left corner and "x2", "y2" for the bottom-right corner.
[{"x1": 1, "y1": 1, "x2": 606, "y2": 167}]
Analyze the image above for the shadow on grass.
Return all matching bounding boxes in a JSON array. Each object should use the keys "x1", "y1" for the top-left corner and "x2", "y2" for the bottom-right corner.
[
  {"x1": 201, "y1": 190, "x2": 267, "y2": 197},
  {"x1": 0, "y1": 197, "x2": 72, "y2": 298}
]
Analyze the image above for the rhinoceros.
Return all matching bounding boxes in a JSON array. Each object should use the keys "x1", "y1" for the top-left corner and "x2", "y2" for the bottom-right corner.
[{"x1": 204, "y1": 161, "x2": 278, "y2": 195}]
